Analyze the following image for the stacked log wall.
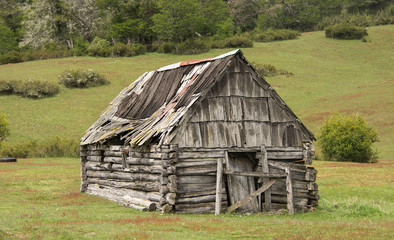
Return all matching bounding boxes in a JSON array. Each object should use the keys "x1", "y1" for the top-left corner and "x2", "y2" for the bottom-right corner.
[{"x1": 80, "y1": 144, "x2": 178, "y2": 212}]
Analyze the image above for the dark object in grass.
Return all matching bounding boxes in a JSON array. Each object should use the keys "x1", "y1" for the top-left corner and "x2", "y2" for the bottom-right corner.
[{"x1": 0, "y1": 158, "x2": 17, "y2": 162}]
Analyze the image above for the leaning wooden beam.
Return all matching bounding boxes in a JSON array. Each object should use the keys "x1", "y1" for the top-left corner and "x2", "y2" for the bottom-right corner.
[
  {"x1": 227, "y1": 179, "x2": 277, "y2": 213},
  {"x1": 261, "y1": 145, "x2": 271, "y2": 211},
  {"x1": 223, "y1": 170, "x2": 286, "y2": 178},
  {"x1": 285, "y1": 167, "x2": 295, "y2": 215},
  {"x1": 215, "y1": 153, "x2": 225, "y2": 215}
]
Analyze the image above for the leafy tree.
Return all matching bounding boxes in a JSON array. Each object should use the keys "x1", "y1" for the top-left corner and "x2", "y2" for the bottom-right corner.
[
  {"x1": 0, "y1": 112, "x2": 9, "y2": 149},
  {"x1": 152, "y1": 0, "x2": 204, "y2": 52},
  {"x1": 318, "y1": 113, "x2": 379, "y2": 163},
  {"x1": 200, "y1": 0, "x2": 233, "y2": 37},
  {"x1": 19, "y1": 0, "x2": 68, "y2": 48},
  {"x1": 228, "y1": 0, "x2": 259, "y2": 32},
  {"x1": 0, "y1": 23, "x2": 18, "y2": 54}
]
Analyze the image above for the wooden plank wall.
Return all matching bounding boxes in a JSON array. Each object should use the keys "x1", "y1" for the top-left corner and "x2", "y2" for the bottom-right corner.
[
  {"x1": 175, "y1": 57, "x2": 304, "y2": 149},
  {"x1": 80, "y1": 144, "x2": 178, "y2": 212}
]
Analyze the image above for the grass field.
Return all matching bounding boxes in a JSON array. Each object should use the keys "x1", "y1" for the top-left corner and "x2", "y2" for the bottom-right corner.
[
  {"x1": 0, "y1": 25, "x2": 393, "y2": 239},
  {"x1": 0, "y1": 158, "x2": 392, "y2": 239}
]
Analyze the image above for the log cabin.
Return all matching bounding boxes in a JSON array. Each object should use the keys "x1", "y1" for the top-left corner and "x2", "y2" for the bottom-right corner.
[{"x1": 80, "y1": 49, "x2": 319, "y2": 214}]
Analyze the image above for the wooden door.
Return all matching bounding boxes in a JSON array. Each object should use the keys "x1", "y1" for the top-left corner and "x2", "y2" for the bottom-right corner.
[{"x1": 225, "y1": 153, "x2": 259, "y2": 213}]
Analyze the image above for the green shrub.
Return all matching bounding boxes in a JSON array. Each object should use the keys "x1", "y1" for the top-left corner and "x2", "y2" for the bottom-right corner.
[
  {"x1": 176, "y1": 38, "x2": 210, "y2": 55},
  {"x1": 0, "y1": 112, "x2": 9, "y2": 149},
  {"x1": 112, "y1": 42, "x2": 134, "y2": 57},
  {"x1": 223, "y1": 36, "x2": 253, "y2": 48},
  {"x1": 0, "y1": 137, "x2": 79, "y2": 158},
  {"x1": 152, "y1": 41, "x2": 176, "y2": 54},
  {"x1": 318, "y1": 113, "x2": 379, "y2": 163},
  {"x1": 253, "y1": 29, "x2": 299, "y2": 42},
  {"x1": 58, "y1": 69, "x2": 109, "y2": 88},
  {"x1": 252, "y1": 63, "x2": 294, "y2": 77},
  {"x1": 87, "y1": 37, "x2": 112, "y2": 57},
  {"x1": 0, "y1": 79, "x2": 60, "y2": 98},
  {"x1": 12, "y1": 80, "x2": 60, "y2": 98},
  {"x1": 0, "y1": 51, "x2": 22, "y2": 64},
  {"x1": 0, "y1": 140, "x2": 38, "y2": 158},
  {"x1": 325, "y1": 24, "x2": 368, "y2": 39}
]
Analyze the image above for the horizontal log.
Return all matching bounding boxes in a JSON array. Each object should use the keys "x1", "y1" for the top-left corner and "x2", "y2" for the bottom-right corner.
[
  {"x1": 86, "y1": 170, "x2": 159, "y2": 182},
  {"x1": 87, "y1": 178, "x2": 160, "y2": 192},
  {"x1": 175, "y1": 160, "x2": 217, "y2": 168},
  {"x1": 86, "y1": 183, "x2": 161, "y2": 203},
  {"x1": 268, "y1": 161, "x2": 306, "y2": 172},
  {"x1": 271, "y1": 195, "x2": 308, "y2": 207},
  {"x1": 177, "y1": 189, "x2": 225, "y2": 199},
  {"x1": 178, "y1": 151, "x2": 224, "y2": 159},
  {"x1": 104, "y1": 151, "x2": 123, "y2": 157},
  {"x1": 177, "y1": 146, "x2": 303, "y2": 152},
  {"x1": 122, "y1": 195, "x2": 156, "y2": 211},
  {"x1": 270, "y1": 190, "x2": 319, "y2": 200},
  {"x1": 256, "y1": 151, "x2": 303, "y2": 160},
  {"x1": 175, "y1": 202, "x2": 227, "y2": 214},
  {"x1": 177, "y1": 183, "x2": 217, "y2": 193},
  {"x1": 269, "y1": 168, "x2": 317, "y2": 182},
  {"x1": 80, "y1": 150, "x2": 102, "y2": 157},
  {"x1": 85, "y1": 162, "x2": 164, "y2": 174},
  {"x1": 176, "y1": 194, "x2": 227, "y2": 204},
  {"x1": 223, "y1": 170, "x2": 286, "y2": 178},
  {"x1": 177, "y1": 176, "x2": 216, "y2": 184},
  {"x1": 176, "y1": 166, "x2": 217, "y2": 176}
]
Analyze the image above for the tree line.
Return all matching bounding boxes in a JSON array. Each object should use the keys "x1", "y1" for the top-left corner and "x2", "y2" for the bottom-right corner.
[{"x1": 0, "y1": 0, "x2": 392, "y2": 59}]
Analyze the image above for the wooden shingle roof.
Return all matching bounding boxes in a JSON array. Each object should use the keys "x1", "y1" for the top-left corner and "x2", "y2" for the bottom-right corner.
[{"x1": 81, "y1": 49, "x2": 314, "y2": 146}]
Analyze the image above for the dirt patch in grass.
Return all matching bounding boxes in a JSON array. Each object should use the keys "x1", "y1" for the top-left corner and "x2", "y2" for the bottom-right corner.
[
  {"x1": 338, "y1": 93, "x2": 365, "y2": 100},
  {"x1": 0, "y1": 169, "x2": 18, "y2": 173}
]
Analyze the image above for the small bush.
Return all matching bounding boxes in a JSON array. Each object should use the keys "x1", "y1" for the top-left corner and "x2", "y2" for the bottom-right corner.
[
  {"x1": 13, "y1": 80, "x2": 60, "y2": 98},
  {"x1": 325, "y1": 24, "x2": 368, "y2": 40},
  {"x1": 152, "y1": 41, "x2": 176, "y2": 54},
  {"x1": 58, "y1": 69, "x2": 109, "y2": 88},
  {"x1": 318, "y1": 113, "x2": 379, "y2": 163},
  {"x1": 176, "y1": 38, "x2": 210, "y2": 55},
  {"x1": 252, "y1": 63, "x2": 294, "y2": 77},
  {"x1": 112, "y1": 42, "x2": 134, "y2": 57},
  {"x1": 0, "y1": 51, "x2": 22, "y2": 64},
  {"x1": 0, "y1": 79, "x2": 60, "y2": 98},
  {"x1": 253, "y1": 29, "x2": 299, "y2": 42},
  {"x1": 223, "y1": 36, "x2": 253, "y2": 48},
  {"x1": 0, "y1": 137, "x2": 79, "y2": 158},
  {"x1": 87, "y1": 37, "x2": 112, "y2": 57},
  {"x1": 0, "y1": 112, "x2": 9, "y2": 149}
]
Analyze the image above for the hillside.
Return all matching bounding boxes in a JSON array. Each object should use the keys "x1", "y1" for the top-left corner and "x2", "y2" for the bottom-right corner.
[{"x1": 0, "y1": 25, "x2": 393, "y2": 160}]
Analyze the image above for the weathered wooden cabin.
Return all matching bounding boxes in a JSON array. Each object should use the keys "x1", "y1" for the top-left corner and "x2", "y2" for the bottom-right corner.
[{"x1": 80, "y1": 49, "x2": 319, "y2": 214}]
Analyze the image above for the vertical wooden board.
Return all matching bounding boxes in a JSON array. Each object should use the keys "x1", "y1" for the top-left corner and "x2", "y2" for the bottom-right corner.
[
  {"x1": 184, "y1": 124, "x2": 193, "y2": 148},
  {"x1": 222, "y1": 97, "x2": 231, "y2": 121},
  {"x1": 189, "y1": 102, "x2": 201, "y2": 123},
  {"x1": 228, "y1": 73, "x2": 238, "y2": 95},
  {"x1": 260, "y1": 122, "x2": 272, "y2": 146},
  {"x1": 271, "y1": 122, "x2": 282, "y2": 147},
  {"x1": 236, "y1": 73, "x2": 246, "y2": 96},
  {"x1": 229, "y1": 97, "x2": 243, "y2": 121},
  {"x1": 242, "y1": 73, "x2": 254, "y2": 97},
  {"x1": 223, "y1": 122, "x2": 238, "y2": 147},
  {"x1": 208, "y1": 98, "x2": 226, "y2": 121},
  {"x1": 268, "y1": 98, "x2": 294, "y2": 122},
  {"x1": 244, "y1": 122, "x2": 257, "y2": 147},
  {"x1": 200, "y1": 99, "x2": 211, "y2": 122},
  {"x1": 216, "y1": 122, "x2": 228, "y2": 148},
  {"x1": 207, "y1": 122, "x2": 220, "y2": 148},
  {"x1": 260, "y1": 98, "x2": 270, "y2": 121},
  {"x1": 191, "y1": 122, "x2": 202, "y2": 148},
  {"x1": 219, "y1": 73, "x2": 231, "y2": 96},
  {"x1": 199, "y1": 122, "x2": 209, "y2": 148}
]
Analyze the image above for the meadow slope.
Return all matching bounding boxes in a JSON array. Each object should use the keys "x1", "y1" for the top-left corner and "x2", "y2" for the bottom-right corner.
[
  {"x1": 0, "y1": 25, "x2": 393, "y2": 239},
  {"x1": 0, "y1": 25, "x2": 393, "y2": 159}
]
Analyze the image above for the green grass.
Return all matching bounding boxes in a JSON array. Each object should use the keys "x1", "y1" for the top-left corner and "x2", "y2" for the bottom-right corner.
[
  {"x1": 0, "y1": 26, "x2": 392, "y2": 159},
  {"x1": 0, "y1": 158, "x2": 392, "y2": 239},
  {"x1": 0, "y1": 25, "x2": 393, "y2": 239}
]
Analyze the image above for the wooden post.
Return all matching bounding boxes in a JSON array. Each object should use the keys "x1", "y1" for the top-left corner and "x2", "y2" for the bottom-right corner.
[
  {"x1": 215, "y1": 152, "x2": 225, "y2": 216},
  {"x1": 285, "y1": 167, "x2": 294, "y2": 215},
  {"x1": 261, "y1": 146, "x2": 271, "y2": 211}
]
